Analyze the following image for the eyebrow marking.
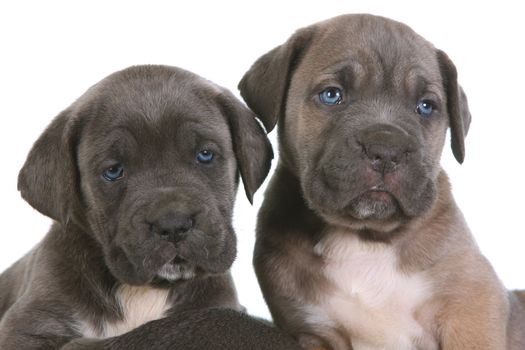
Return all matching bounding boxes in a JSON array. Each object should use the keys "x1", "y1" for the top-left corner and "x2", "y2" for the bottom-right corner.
[{"x1": 403, "y1": 68, "x2": 444, "y2": 104}]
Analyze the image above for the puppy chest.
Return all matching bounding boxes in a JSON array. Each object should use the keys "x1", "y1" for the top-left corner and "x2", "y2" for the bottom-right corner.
[
  {"x1": 80, "y1": 285, "x2": 171, "y2": 339},
  {"x1": 312, "y1": 236, "x2": 437, "y2": 350}
]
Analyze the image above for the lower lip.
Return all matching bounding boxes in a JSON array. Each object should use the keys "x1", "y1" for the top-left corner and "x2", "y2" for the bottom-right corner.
[
  {"x1": 171, "y1": 256, "x2": 186, "y2": 264},
  {"x1": 366, "y1": 190, "x2": 392, "y2": 201}
]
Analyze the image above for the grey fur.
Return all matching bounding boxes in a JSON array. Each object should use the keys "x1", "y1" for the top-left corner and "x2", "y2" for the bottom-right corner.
[{"x1": 0, "y1": 65, "x2": 302, "y2": 350}]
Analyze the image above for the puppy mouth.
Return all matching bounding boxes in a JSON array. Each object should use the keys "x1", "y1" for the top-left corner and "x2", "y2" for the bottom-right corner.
[
  {"x1": 171, "y1": 255, "x2": 186, "y2": 264},
  {"x1": 156, "y1": 255, "x2": 197, "y2": 282},
  {"x1": 365, "y1": 185, "x2": 393, "y2": 199},
  {"x1": 346, "y1": 186, "x2": 400, "y2": 220}
]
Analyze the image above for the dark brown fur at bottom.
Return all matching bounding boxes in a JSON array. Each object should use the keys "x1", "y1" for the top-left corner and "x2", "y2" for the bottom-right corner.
[{"x1": 62, "y1": 308, "x2": 302, "y2": 350}]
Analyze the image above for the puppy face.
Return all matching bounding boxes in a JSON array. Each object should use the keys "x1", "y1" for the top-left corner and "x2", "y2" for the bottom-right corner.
[
  {"x1": 287, "y1": 18, "x2": 449, "y2": 231},
  {"x1": 18, "y1": 66, "x2": 272, "y2": 285},
  {"x1": 240, "y1": 14, "x2": 471, "y2": 237}
]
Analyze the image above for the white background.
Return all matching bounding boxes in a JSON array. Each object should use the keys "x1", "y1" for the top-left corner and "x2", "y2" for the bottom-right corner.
[{"x1": 1, "y1": 0, "x2": 524, "y2": 320}]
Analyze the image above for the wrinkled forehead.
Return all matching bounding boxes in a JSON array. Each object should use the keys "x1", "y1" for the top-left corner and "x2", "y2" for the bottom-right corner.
[
  {"x1": 81, "y1": 75, "x2": 230, "y2": 142},
  {"x1": 299, "y1": 16, "x2": 442, "y2": 89}
]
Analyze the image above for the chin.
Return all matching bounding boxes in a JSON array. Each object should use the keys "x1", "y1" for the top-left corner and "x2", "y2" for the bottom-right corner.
[
  {"x1": 156, "y1": 260, "x2": 197, "y2": 282},
  {"x1": 315, "y1": 192, "x2": 411, "y2": 240},
  {"x1": 347, "y1": 191, "x2": 400, "y2": 220}
]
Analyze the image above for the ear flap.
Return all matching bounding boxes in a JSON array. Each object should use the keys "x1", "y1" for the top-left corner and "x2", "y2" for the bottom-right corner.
[
  {"x1": 238, "y1": 27, "x2": 316, "y2": 132},
  {"x1": 218, "y1": 91, "x2": 274, "y2": 204},
  {"x1": 18, "y1": 109, "x2": 83, "y2": 223},
  {"x1": 437, "y1": 50, "x2": 472, "y2": 164}
]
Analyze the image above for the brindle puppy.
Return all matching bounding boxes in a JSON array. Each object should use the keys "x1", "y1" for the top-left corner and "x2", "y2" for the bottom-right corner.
[{"x1": 240, "y1": 14, "x2": 525, "y2": 350}]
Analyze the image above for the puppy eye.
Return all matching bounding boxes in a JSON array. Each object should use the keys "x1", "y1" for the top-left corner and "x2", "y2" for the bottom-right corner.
[
  {"x1": 319, "y1": 87, "x2": 343, "y2": 105},
  {"x1": 196, "y1": 149, "x2": 214, "y2": 164},
  {"x1": 416, "y1": 99, "x2": 435, "y2": 118},
  {"x1": 103, "y1": 164, "x2": 124, "y2": 181}
]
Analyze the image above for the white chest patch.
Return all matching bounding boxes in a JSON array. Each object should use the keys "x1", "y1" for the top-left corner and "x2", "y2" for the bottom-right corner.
[
  {"x1": 309, "y1": 232, "x2": 437, "y2": 350},
  {"x1": 80, "y1": 285, "x2": 171, "y2": 339}
]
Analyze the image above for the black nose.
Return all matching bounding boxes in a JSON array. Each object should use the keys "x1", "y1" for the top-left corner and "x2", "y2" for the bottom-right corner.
[
  {"x1": 358, "y1": 124, "x2": 415, "y2": 174},
  {"x1": 149, "y1": 213, "x2": 193, "y2": 242}
]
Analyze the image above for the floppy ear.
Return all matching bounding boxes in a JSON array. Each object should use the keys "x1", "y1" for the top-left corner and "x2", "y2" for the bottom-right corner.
[
  {"x1": 437, "y1": 50, "x2": 472, "y2": 164},
  {"x1": 238, "y1": 27, "x2": 316, "y2": 132},
  {"x1": 218, "y1": 91, "x2": 273, "y2": 204},
  {"x1": 18, "y1": 109, "x2": 83, "y2": 223}
]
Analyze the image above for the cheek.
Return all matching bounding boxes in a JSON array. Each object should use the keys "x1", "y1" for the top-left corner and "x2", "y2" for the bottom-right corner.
[
  {"x1": 80, "y1": 170, "x2": 106, "y2": 212},
  {"x1": 198, "y1": 157, "x2": 237, "y2": 214},
  {"x1": 286, "y1": 106, "x2": 331, "y2": 168},
  {"x1": 419, "y1": 120, "x2": 448, "y2": 179},
  {"x1": 423, "y1": 119, "x2": 447, "y2": 156},
  {"x1": 226, "y1": 156, "x2": 237, "y2": 189},
  {"x1": 78, "y1": 172, "x2": 125, "y2": 243},
  {"x1": 215, "y1": 167, "x2": 237, "y2": 211}
]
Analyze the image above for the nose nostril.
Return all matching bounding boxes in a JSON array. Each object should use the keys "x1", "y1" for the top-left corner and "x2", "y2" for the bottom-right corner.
[
  {"x1": 179, "y1": 218, "x2": 193, "y2": 233},
  {"x1": 148, "y1": 214, "x2": 194, "y2": 241},
  {"x1": 358, "y1": 125, "x2": 415, "y2": 173},
  {"x1": 364, "y1": 144, "x2": 409, "y2": 174}
]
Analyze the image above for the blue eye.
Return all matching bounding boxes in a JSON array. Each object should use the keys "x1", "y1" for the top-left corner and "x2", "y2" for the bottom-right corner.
[
  {"x1": 103, "y1": 164, "x2": 124, "y2": 181},
  {"x1": 197, "y1": 150, "x2": 214, "y2": 164},
  {"x1": 319, "y1": 87, "x2": 343, "y2": 105},
  {"x1": 416, "y1": 100, "x2": 435, "y2": 118}
]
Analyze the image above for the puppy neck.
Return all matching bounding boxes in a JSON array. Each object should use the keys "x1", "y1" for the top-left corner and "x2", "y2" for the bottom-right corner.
[{"x1": 79, "y1": 284, "x2": 172, "y2": 339}]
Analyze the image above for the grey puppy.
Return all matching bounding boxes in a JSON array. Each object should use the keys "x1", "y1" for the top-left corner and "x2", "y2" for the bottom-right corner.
[
  {"x1": 0, "y1": 65, "x2": 302, "y2": 349},
  {"x1": 240, "y1": 14, "x2": 525, "y2": 350}
]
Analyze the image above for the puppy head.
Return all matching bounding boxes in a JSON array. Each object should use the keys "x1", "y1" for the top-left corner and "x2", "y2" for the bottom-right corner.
[
  {"x1": 239, "y1": 14, "x2": 471, "y2": 237},
  {"x1": 18, "y1": 65, "x2": 272, "y2": 285}
]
